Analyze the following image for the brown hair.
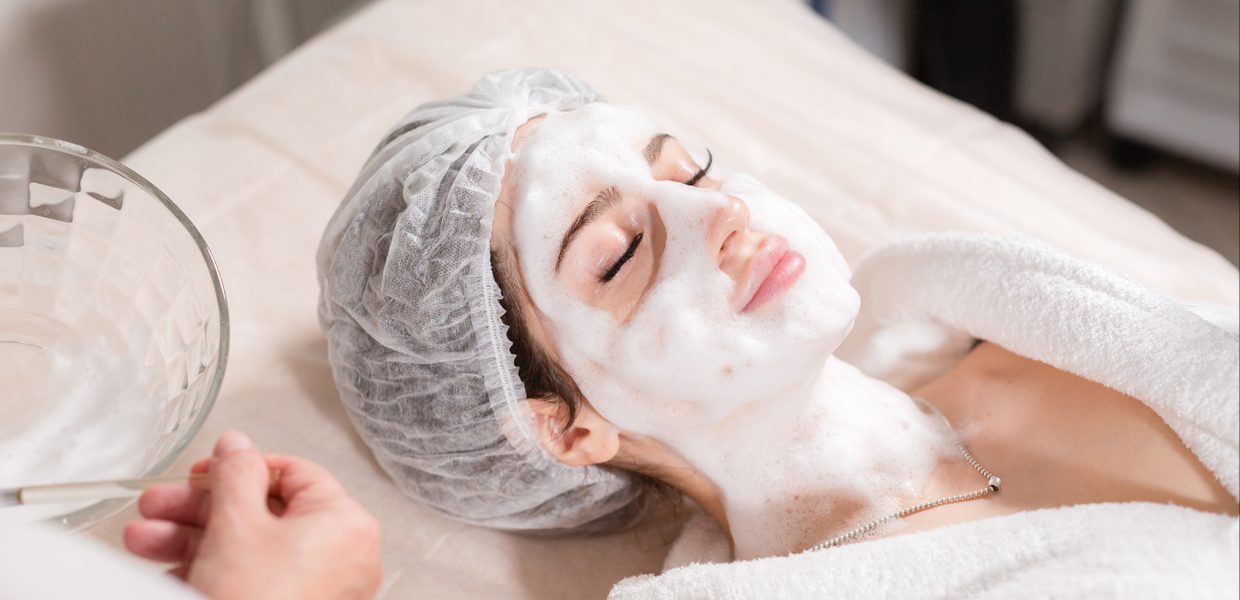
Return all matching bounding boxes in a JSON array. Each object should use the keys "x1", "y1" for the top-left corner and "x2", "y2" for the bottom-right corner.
[
  {"x1": 490, "y1": 248, "x2": 585, "y2": 427},
  {"x1": 490, "y1": 247, "x2": 680, "y2": 534}
]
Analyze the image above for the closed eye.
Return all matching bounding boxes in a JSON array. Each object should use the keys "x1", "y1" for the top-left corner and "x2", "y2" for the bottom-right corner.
[
  {"x1": 601, "y1": 232, "x2": 643, "y2": 283},
  {"x1": 685, "y1": 149, "x2": 713, "y2": 186}
]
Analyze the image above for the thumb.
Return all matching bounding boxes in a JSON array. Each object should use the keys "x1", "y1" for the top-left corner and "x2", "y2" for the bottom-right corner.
[{"x1": 207, "y1": 431, "x2": 269, "y2": 522}]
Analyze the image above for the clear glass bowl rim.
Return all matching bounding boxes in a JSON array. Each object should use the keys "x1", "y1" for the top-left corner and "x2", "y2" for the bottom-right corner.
[{"x1": 0, "y1": 132, "x2": 230, "y2": 527}]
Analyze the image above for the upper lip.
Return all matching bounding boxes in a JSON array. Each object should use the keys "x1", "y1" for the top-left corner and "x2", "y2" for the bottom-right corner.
[{"x1": 733, "y1": 236, "x2": 789, "y2": 311}]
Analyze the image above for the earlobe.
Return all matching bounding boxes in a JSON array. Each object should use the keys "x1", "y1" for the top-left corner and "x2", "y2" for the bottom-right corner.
[{"x1": 527, "y1": 398, "x2": 621, "y2": 467}]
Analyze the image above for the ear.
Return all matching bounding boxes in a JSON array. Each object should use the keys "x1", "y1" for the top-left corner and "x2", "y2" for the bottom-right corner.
[{"x1": 527, "y1": 398, "x2": 620, "y2": 467}]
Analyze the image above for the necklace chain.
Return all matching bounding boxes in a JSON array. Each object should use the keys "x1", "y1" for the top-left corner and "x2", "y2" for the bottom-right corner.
[{"x1": 804, "y1": 442, "x2": 1002, "y2": 552}]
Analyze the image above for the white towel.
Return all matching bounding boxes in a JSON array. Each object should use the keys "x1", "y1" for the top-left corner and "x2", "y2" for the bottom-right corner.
[
  {"x1": 838, "y1": 233, "x2": 1238, "y2": 499},
  {"x1": 611, "y1": 503, "x2": 1238, "y2": 599},
  {"x1": 609, "y1": 233, "x2": 1239, "y2": 599}
]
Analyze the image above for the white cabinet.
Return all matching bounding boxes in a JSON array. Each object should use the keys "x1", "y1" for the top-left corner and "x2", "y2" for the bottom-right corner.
[
  {"x1": 1107, "y1": 0, "x2": 1240, "y2": 171},
  {"x1": 1013, "y1": 0, "x2": 1118, "y2": 135}
]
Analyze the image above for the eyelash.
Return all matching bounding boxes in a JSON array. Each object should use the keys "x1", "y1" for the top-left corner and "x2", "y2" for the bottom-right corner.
[
  {"x1": 686, "y1": 149, "x2": 713, "y2": 186},
  {"x1": 601, "y1": 232, "x2": 643, "y2": 283},
  {"x1": 598, "y1": 150, "x2": 713, "y2": 284}
]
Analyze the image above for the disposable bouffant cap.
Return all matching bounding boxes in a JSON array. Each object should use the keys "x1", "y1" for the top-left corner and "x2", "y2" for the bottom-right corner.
[{"x1": 316, "y1": 69, "x2": 640, "y2": 532}]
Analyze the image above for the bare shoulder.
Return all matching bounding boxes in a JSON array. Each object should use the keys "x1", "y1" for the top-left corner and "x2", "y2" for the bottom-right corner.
[
  {"x1": 912, "y1": 341, "x2": 1059, "y2": 419},
  {"x1": 913, "y1": 341, "x2": 1238, "y2": 517}
]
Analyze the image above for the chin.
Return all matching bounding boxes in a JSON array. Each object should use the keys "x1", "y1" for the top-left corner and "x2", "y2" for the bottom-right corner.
[
  {"x1": 778, "y1": 250, "x2": 860, "y2": 344},
  {"x1": 588, "y1": 279, "x2": 860, "y2": 434}
]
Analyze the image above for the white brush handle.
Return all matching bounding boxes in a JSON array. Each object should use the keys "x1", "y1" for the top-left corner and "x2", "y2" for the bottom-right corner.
[{"x1": 11, "y1": 470, "x2": 281, "y2": 505}]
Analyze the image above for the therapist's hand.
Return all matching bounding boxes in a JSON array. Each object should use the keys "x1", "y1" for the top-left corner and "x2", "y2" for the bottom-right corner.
[{"x1": 123, "y1": 431, "x2": 382, "y2": 600}]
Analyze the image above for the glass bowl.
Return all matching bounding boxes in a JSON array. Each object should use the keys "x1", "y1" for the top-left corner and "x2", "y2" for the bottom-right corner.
[{"x1": 0, "y1": 133, "x2": 228, "y2": 530}]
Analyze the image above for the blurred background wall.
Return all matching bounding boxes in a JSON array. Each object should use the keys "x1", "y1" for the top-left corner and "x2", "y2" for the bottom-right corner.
[
  {"x1": 821, "y1": 0, "x2": 1239, "y2": 265},
  {"x1": 1, "y1": 0, "x2": 1236, "y2": 264},
  {"x1": 0, "y1": 0, "x2": 361, "y2": 156}
]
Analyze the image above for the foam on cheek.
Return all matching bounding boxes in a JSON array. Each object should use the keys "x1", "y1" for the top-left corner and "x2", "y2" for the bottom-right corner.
[
  {"x1": 599, "y1": 182, "x2": 754, "y2": 424},
  {"x1": 587, "y1": 174, "x2": 862, "y2": 435}
]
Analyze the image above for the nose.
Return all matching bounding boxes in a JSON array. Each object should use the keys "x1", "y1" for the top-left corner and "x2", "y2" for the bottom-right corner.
[{"x1": 709, "y1": 194, "x2": 749, "y2": 268}]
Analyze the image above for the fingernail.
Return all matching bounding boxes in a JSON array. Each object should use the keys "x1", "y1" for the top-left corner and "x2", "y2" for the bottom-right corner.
[{"x1": 216, "y1": 431, "x2": 252, "y2": 455}]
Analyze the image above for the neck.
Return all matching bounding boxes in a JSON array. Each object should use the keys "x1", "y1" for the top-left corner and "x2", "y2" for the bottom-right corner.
[{"x1": 656, "y1": 357, "x2": 959, "y2": 559}]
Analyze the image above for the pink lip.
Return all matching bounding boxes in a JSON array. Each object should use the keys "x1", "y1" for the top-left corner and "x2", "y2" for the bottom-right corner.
[{"x1": 737, "y1": 237, "x2": 806, "y2": 313}]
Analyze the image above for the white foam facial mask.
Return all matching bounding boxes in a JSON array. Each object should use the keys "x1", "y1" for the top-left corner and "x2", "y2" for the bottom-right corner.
[
  {"x1": 509, "y1": 104, "x2": 861, "y2": 438},
  {"x1": 509, "y1": 104, "x2": 955, "y2": 558}
]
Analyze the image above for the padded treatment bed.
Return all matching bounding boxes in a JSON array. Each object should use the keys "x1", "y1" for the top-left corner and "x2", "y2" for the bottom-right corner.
[{"x1": 86, "y1": 0, "x2": 1239, "y2": 598}]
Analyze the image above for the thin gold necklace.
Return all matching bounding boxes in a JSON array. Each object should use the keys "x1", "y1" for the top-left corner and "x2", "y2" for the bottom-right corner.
[{"x1": 804, "y1": 441, "x2": 1002, "y2": 551}]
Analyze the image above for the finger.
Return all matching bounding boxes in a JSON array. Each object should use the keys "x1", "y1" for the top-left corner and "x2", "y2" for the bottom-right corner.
[
  {"x1": 266, "y1": 495, "x2": 287, "y2": 517},
  {"x1": 138, "y1": 485, "x2": 209, "y2": 526},
  {"x1": 263, "y1": 454, "x2": 348, "y2": 512},
  {"x1": 190, "y1": 457, "x2": 211, "y2": 474},
  {"x1": 206, "y1": 431, "x2": 270, "y2": 521},
  {"x1": 124, "y1": 519, "x2": 202, "y2": 563},
  {"x1": 167, "y1": 564, "x2": 190, "y2": 581}
]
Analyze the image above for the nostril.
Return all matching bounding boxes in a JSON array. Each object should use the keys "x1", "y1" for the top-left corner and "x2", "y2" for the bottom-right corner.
[{"x1": 719, "y1": 230, "x2": 737, "y2": 265}]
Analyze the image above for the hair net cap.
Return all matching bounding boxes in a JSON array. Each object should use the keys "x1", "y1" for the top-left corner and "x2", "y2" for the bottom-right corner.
[{"x1": 316, "y1": 69, "x2": 640, "y2": 532}]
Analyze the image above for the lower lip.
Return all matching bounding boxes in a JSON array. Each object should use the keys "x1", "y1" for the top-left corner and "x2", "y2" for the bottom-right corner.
[{"x1": 742, "y1": 250, "x2": 805, "y2": 313}]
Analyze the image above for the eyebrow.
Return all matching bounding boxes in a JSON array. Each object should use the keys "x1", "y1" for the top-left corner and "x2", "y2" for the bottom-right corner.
[
  {"x1": 555, "y1": 185, "x2": 623, "y2": 271},
  {"x1": 644, "y1": 133, "x2": 671, "y2": 165},
  {"x1": 552, "y1": 134, "x2": 667, "y2": 272}
]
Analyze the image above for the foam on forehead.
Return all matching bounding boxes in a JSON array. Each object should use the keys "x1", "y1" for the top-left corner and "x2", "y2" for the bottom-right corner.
[{"x1": 510, "y1": 103, "x2": 657, "y2": 285}]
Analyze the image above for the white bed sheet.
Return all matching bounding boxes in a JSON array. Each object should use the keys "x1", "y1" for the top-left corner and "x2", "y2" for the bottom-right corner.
[{"x1": 85, "y1": 1, "x2": 1239, "y2": 598}]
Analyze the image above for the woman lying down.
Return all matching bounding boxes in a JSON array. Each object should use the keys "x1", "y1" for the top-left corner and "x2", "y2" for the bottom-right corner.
[{"x1": 316, "y1": 69, "x2": 1239, "y2": 597}]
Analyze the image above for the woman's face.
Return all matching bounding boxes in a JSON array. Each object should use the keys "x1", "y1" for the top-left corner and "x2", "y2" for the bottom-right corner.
[{"x1": 493, "y1": 104, "x2": 859, "y2": 439}]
